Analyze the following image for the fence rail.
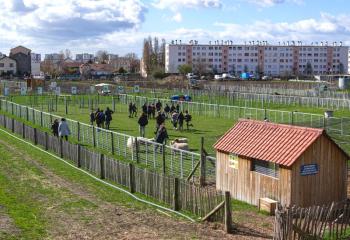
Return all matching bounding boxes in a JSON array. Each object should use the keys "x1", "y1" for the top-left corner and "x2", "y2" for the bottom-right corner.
[{"x1": 0, "y1": 114, "x2": 229, "y2": 226}]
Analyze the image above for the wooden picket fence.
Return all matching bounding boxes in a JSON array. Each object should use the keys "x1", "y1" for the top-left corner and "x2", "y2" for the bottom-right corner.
[
  {"x1": 0, "y1": 114, "x2": 233, "y2": 232},
  {"x1": 274, "y1": 201, "x2": 350, "y2": 240}
]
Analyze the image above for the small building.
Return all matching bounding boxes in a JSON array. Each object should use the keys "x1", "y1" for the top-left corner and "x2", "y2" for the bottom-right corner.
[
  {"x1": 0, "y1": 56, "x2": 17, "y2": 76},
  {"x1": 214, "y1": 119, "x2": 349, "y2": 207}
]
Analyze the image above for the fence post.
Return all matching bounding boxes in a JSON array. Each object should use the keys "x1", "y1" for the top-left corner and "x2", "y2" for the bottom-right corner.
[
  {"x1": 173, "y1": 177, "x2": 180, "y2": 211},
  {"x1": 11, "y1": 118, "x2": 14, "y2": 133},
  {"x1": 22, "y1": 122, "x2": 25, "y2": 139},
  {"x1": 11, "y1": 102, "x2": 14, "y2": 115},
  {"x1": 45, "y1": 132, "x2": 49, "y2": 150},
  {"x1": 65, "y1": 97, "x2": 68, "y2": 115},
  {"x1": 77, "y1": 122, "x2": 80, "y2": 142},
  {"x1": 32, "y1": 108, "x2": 35, "y2": 124},
  {"x1": 224, "y1": 191, "x2": 233, "y2": 234},
  {"x1": 135, "y1": 137, "x2": 140, "y2": 163},
  {"x1": 26, "y1": 106, "x2": 29, "y2": 121},
  {"x1": 129, "y1": 163, "x2": 135, "y2": 193},
  {"x1": 110, "y1": 132, "x2": 115, "y2": 155},
  {"x1": 200, "y1": 137, "x2": 206, "y2": 187},
  {"x1": 59, "y1": 138, "x2": 63, "y2": 158},
  {"x1": 92, "y1": 126, "x2": 96, "y2": 147},
  {"x1": 40, "y1": 111, "x2": 43, "y2": 127},
  {"x1": 77, "y1": 144, "x2": 81, "y2": 168},
  {"x1": 112, "y1": 97, "x2": 116, "y2": 112},
  {"x1": 162, "y1": 143, "x2": 166, "y2": 175},
  {"x1": 100, "y1": 154, "x2": 105, "y2": 179},
  {"x1": 33, "y1": 128, "x2": 38, "y2": 145}
]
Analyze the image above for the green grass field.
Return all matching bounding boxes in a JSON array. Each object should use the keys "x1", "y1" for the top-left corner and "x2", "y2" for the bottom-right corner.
[{"x1": 7, "y1": 94, "x2": 350, "y2": 156}]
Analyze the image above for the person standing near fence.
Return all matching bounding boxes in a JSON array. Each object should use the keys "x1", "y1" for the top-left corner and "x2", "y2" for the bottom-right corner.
[
  {"x1": 155, "y1": 111, "x2": 165, "y2": 134},
  {"x1": 142, "y1": 103, "x2": 147, "y2": 114},
  {"x1": 51, "y1": 119, "x2": 59, "y2": 137},
  {"x1": 58, "y1": 118, "x2": 71, "y2": 141},
  {"x1": 155, "y1": 122, "x2": 168, "y2": 148},
  {"x1": 90, "y1": 110, "x2": 95, "y2": 125},
  {"x1": 128, "y1": 102, "x2": 133, "y2": 118},
  {"x1": 156, "y1": 100, "x2": 162, "y2": 112},
  {"x1": 178, "y1": 111, "x2": 184, "y2": 131},
  {"x1": 99, "y1": 109, "x2": 105, "y2": 129},
  {"x1": 138, "y1": 112, "x2": 148, "y2": 137},
  {"x1": 184, "y1": 110, "x2": 193, "y2": 130},
  {"x1": 105, "y1": 107, "x2": 114, "y2": 130}
]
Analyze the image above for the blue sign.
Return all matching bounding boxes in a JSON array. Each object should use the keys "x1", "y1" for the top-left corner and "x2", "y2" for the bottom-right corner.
[{"x1": 300, "y1": 164, "x2": 318, "y2": 176}]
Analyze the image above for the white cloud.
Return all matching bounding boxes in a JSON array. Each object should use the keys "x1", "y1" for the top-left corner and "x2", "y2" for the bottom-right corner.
[
  {"x1": 152, "y1": 0, "x2": 222, "y2": 11},
  {"x1": 247, "y1": 0, "x2": 303, "y2": 7},
  {"x1": 0, "y1": 0, "x2": 146, "y2": 42},
  {"x1": 171, "y1": 13, "x2": 183, "y2": 22}
]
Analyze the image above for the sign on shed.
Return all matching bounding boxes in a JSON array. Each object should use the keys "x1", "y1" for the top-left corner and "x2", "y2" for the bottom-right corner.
[
  {"x1": 300, "y1": 164, "x2": 318, "y2": 176},
  {"x1": 37, "y1": 87, "x2": 43, "y2": 95}
]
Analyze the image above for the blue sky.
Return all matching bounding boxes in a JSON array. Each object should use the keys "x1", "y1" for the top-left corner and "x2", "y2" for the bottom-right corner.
[{"x1": 0, "y1": 0, "x2": 349, "y2": 57}]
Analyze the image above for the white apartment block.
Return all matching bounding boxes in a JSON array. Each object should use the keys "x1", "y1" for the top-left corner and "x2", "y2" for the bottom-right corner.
[
  {"x1": 31, "y1": 53, "x2": 41, "y2": 76},
  {"x1": 44, "y1": 53, "x2": 62, "y2": 64},
  {"x1": 165, "y1": 42, "x2": 349, "y2": 76},
  {"x1": 76, "y1": 53, "x2": 94, "y2": 63}
]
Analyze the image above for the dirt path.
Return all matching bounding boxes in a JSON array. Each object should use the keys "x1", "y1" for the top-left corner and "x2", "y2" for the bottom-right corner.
[{"x1": 0, "y1": 138, "x2": 272, "y2": 239}]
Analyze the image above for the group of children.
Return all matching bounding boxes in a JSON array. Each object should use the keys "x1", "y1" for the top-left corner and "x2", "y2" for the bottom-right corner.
[
  {"x1": 90, "y1": 107, "x2": 114, "y2": 129},
  {"x1": 137, "y1": 100, "x2": 193, "y2": 145}
]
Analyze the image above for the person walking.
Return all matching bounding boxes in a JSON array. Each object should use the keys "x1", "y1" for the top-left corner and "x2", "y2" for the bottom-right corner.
[
  {"x1": 51, "y1": 119, "x2": 59, "y2": 137},
  {"x1": 178, "y1": 111, "x2": 184, "y2": 131},
  {"x1": 95, "y1": 108, "x2": 101, "y2": 128},
  {"x1": 132, "y1": 103, "x2": 137, "y2": 117},
  {"x1": 58, "y1": 118, "x2": 71, "y2": 141},
  {"x1": 99, "y1": 109, "x2": 105, "y2": 129},
  {"x1": 184, "y1": 110, "x2": 193, "y2": 130},
  {"x1": 128, "y1": 102, "x2": 133, "y2": 118},
  {"x1": 147, "y1": 104, "x2": 153, "y2": 119},
  {"x1": 171, "y1": 111, "x2": 179, "y2": 130},
  {"x1": 156, "y1": 100, "x2": 162, "y2": 112},
  {"x1": 142, "y1": 103, "x2": 147, "y2": 114},
  {"x1": 138, "y1": 112, "x2": 148, "y2": 137},
  {"x1": 170, "y1": 104, "x2": 175, "y2": 113},
  {"x1": 164, "y1": 104, "x2": 170, "y2": 118},
  {"x1": 155, "y1": 123, "x2": 169, "y2": 149},
  {"x1": 90, "y1": 110, "x2": 95, "y2": 125},
  {"x1": 105, "y1": 107, "x2": 114, "y2": 130},
  {"x1": 155, "y1": 111, "x2": 165, "y2": 134},
  {"x1": 176, "y1": 103, "x2": 180, "y2": 113}
]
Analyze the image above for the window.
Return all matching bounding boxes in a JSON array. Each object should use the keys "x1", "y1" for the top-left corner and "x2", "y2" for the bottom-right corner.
[
  {"x1": 0, "y1": 63, "x2": 4, "y2": 67},
  {"x1": 9, "y1": 63, "x2": 13, "y2": 67},
  {"x1": 251, "y1": 159, "x2": 279, "y2": 178}
]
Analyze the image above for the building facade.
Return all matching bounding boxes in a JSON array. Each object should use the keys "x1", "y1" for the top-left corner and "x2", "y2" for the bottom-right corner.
[
  {"x1": 165, "y1": 42, "x2": 349, "y2": 76},
  {"x1": 10, "y1": 46, "x2": 32, "y2": 76},
  {"x1": 31, "y1": 53, "x2": 41, "y2": 76},
  {"x1": 0, "y1": 56, "x2": 17, "y2": 75},
  {"x1": 76, "y1": 53, "x2": 94, "y2": 63}
]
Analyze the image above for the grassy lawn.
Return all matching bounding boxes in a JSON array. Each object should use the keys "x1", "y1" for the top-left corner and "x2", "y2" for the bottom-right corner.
[{"x1": 7, "y1": 94, "x2": 350, "y2": 156}]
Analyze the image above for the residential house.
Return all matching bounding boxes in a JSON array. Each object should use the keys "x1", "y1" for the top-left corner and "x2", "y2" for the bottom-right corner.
[{"x1": 0, "y1": 56, "x2": 17, "y2": 76}]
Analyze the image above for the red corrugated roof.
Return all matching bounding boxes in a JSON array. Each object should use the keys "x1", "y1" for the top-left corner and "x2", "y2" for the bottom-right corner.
[{"x1": 214, "y1": 119, "x2": 325, "y2": 167}]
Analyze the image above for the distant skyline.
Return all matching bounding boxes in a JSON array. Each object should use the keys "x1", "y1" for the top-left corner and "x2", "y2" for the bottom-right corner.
[{"x1": 0, "y1": 0, "x2": 349, "y2": 57}]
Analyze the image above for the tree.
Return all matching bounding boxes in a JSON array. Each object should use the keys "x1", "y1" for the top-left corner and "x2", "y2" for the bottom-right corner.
[
  {"x1": 243, "y1": 65, "x2": 249, "y2": 73},
  {"x1": 96, "y1": 50, "x2": 109, "y2": 64},
  {"x1": 178, "y1": 64, "x2": 192, "y2": 75},
  {"x1": 339, "y1": 63, "x2": 345, "y2": 74},
  {"x1": 124, "y1": 53, "x2": 139, "y2": 73},
  {"x1": 142, "y1": 36, "x2": 166, "y2": 77},
  {"x1": 142, "y1": 40, "x2": 151, "y2": 75},
  {"x1": 305, "y1": 62, "x2": 313, "y2": 76},
  {"x1": 64, "y1": 49, "x2": 72, "y2": 59},
  {"x1": 118, "y1": 67, "x2": 127, "y2": 74},
  {"x1": 193, "y1": 57, "x2": 206, "y2": 75}
]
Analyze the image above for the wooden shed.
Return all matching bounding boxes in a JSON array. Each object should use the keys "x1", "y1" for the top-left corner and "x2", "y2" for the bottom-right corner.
[{"x1": 214, "y1": 119, "x2": 349, "y2": 207}]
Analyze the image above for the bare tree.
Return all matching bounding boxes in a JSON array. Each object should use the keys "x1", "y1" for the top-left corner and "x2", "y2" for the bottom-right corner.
[
  {"x1": 96, "y1": 50, "x2": 109, "y2": 64},
  {"x1": 124, "y1": 53, "x2": 139, "y2": 73},
  {"x1": 64, "y1": 49, "x2": 72, "y2": 59},
  {"x1": 143, "y1": 40, "x2": 151, "y2": 75}
]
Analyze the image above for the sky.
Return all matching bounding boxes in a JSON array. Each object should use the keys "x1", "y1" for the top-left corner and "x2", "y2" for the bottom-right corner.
[{"x1": 0, "y1": 0, "x2": 349, "y2": 58}]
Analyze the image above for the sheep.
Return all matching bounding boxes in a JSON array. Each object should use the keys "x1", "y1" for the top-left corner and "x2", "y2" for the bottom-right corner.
[
  {"x1": 127, "y1": 136, "x2": 153, "y2": 150},
  {"x1": 171, "y1": 138, "x2": 188, "y2": 144},
  {"x1": 170, "y1": 141, "x2": 189, "y2": 151}
]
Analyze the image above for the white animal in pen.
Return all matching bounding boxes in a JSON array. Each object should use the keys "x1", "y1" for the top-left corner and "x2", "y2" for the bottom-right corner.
[
  {"x1": 170, "y1": 138, "x2": 189, "y2": 151},
  {"x1": 127, "y1": 137, "x2": 153, "y2": 150}
]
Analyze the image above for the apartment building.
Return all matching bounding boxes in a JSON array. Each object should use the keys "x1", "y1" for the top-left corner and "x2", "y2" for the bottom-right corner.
[
  {"x1": 76, "y1": 53, "x2": 94, "y2": 63},
  {"x1": 45, "y1": 53, "x2": 63, "y2": 64},
  {"x1": 31, "y1": 53, "x2": 41, "y2": 76},
  {"x1": 165, "y1": 42, "x2": 349, "y2": 76}
]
